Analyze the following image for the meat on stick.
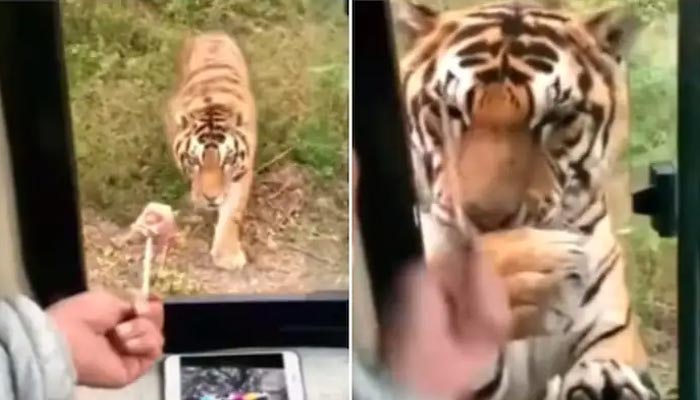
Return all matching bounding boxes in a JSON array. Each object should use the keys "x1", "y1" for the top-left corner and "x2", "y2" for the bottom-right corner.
[{"x1": 129, "y1": 202, "x2": 178, "y2": 297}]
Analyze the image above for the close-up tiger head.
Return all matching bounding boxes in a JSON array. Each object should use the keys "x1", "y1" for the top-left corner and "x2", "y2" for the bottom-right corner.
[
  {"x1": 396, "y1": 0, "x2": 642, "y2": 232},
  {"x1": 173, "y1": 104, "x2": 250, "y2": 210}
]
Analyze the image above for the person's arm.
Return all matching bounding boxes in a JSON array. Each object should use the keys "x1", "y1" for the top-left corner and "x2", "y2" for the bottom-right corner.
[
  {"x1": 352, "y1": 352, "x2": 430, "y2": 400},
  {"x1": 0, "y1": 295, "x2": 76, "y2": 400}
]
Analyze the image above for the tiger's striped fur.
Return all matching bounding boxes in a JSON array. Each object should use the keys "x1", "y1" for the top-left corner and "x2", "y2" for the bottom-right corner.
[
  {"x1": 395, "y1": 1, "x2": 660, "y2": 399},
  {"x1": 165, "y1": 32, "x2": 257, "y2": 270}
]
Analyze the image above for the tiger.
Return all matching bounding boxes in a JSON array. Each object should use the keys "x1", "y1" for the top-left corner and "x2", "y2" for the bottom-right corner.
[
  {"x1": 394, "y1": 1, "x2": 661, "y2": 399},
  {"x1": 164, "y1": 31, "x2": 257, "y2": 270}
]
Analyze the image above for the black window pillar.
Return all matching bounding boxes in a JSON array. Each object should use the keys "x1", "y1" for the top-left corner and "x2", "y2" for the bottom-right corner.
[{"x1": 0, "y1": 1, "x2": 86, "y2": 307}]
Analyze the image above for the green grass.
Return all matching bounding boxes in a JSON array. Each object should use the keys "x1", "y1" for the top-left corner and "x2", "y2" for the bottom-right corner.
[
  {"x1": 620, "y1": 18, "x2": 678, "y2": 368},
  {"x1": 61, "y1": 0, "x2": 348, "y2": 223}
]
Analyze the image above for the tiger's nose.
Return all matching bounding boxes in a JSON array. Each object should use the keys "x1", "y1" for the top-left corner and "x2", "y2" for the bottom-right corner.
[
  {"x1": 464, "y1": 204, "x2": 516, "y2": 231},
  {"x1": 203, "y1": 194, "x2": 218, "y2": 205}
]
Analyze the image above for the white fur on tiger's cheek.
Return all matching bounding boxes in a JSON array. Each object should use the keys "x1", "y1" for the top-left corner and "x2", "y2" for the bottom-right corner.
[
  {"x1": 218, "y1": 142, "x2": 231, "y2": 163},
  {"x1": 528, "y1": 72, "x2": 554, "y2": 130},
  {"x1": 223, "y1": 134, "x2": 235, "y2": 149},
  {"x1": 433, "y1": 49, "x2": 476, "y2": 110}
]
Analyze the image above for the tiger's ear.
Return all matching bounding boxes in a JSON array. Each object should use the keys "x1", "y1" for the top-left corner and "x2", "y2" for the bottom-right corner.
[
  {"x1": 392, "y1": 0, "x2": 438, "y2": 45},
  {"x1": 583, "y1": 6, "x2": 643, "y2": 61}
]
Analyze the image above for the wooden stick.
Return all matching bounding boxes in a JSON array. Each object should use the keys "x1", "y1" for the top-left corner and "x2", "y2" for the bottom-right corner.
[
  {"x1": 438, "y1": 97, "x2": 476, "y2": 246},
  {"x1": 141, "y1": 236, "x2": 153, "y2": 297}
]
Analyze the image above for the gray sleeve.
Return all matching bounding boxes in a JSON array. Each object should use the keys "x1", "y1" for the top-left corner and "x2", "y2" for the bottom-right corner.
[
  {"x1": 0, "y1": 295, "x2": 76, "y2": 400},
  {"x1": 352, "y1": 353, "x2": 434, "y2": 400}
]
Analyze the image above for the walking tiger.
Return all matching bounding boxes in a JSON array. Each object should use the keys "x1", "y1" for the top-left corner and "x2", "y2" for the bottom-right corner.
[{"x1": 165, "y1": 32, "x2": 257, "y2": 270}]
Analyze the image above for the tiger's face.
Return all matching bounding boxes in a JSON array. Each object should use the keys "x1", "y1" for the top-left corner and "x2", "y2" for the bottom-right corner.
[
  {"x1": 186, "y1": 144, "x2": 230, "y2": 210},
  {"x1": 174, "y1": 107, "x2": 249, "y2": 210},
  {"x1": 398, "y1": 1, "x2": 641, "y2": 231}
]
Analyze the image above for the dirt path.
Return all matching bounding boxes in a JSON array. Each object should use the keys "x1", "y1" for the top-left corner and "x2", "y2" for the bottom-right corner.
[{"x1": 83, "y1": 163, "x2": 349, "y2": 296}]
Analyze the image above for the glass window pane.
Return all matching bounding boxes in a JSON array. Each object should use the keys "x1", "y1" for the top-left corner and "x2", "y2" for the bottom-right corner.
[
  {"x1": 61, "y1": 0, "x2": 349, "y2": 297},
  {"x1": 386, "y1": 0, "x2": 678, "y2": 397}
]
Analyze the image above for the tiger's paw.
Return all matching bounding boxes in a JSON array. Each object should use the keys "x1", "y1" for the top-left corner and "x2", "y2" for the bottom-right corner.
[
  {"x1": 486, "y1": 227, "x2": 589, "y2": 278},
  {"x1": 496, "y1": 228, "x2": 590, "y2": 336},
  {"x1": 210, "y1": 248, "x2": 248, "y2": 270},
  {"x1": 521, "y1": 228, "x2": 589, "y2": 277},
  {"x1": 544, "y1": 360, "x2": 660, "y2": 400}
]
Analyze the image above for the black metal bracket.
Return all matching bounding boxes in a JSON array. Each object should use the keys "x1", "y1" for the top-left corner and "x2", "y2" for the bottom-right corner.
[
  {"x1": 632, "y1": 161, "x2": 678, "y2": 238},
  {"x1": 0, "y1": 1, "x2": 87, "y2": 306}
]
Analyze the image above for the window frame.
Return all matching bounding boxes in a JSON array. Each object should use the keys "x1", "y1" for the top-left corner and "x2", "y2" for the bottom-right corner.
[
  {"x1": 354, "y1": 0, "x2": 700, "y2": 394},
  {"x1": 352, "y1": 0, "x2": 424, "y2": 331},
  {"x1": 677, "y1": 0, "x2": 700, "y2": 396},
  {"x1": 0, "y1": 1, "x2": 348, "y2": 353}
]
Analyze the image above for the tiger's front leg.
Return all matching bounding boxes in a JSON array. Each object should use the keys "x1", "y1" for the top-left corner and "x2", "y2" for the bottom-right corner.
[
  {"x1": 543, "y1": 329, "x2": 660, "y2": 400},
  {"x1": 542, "y1": 248, "x2": 660, "y2": 400},
  {"x1": 210, "y1": 170, "x2": 253, "y2": 270},
  {"x1": 544, "y1": 360, "x2": 660, "y2": 400}
]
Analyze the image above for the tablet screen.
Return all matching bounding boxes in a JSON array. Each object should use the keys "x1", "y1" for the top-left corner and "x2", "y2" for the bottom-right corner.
[{"x1": 180, "y1": 354, "x2": 287, "y2": 400}]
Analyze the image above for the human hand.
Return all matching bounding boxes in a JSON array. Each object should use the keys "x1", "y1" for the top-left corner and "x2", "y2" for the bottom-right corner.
[
  {"x1": 381, "y1": 245, "x2": 511, "y2": 400},
  {"x1": 47, "y1": 289, "x2": 165, "y2": 388},
  {"x1": 352, "y1": 151, "x2": 510, "y2": 398}
]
